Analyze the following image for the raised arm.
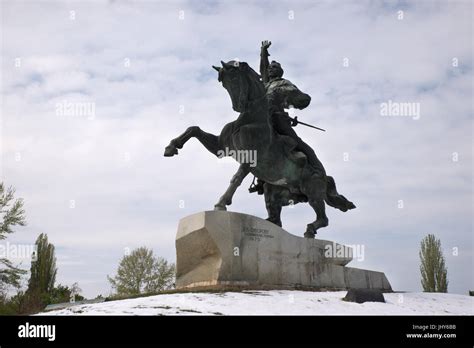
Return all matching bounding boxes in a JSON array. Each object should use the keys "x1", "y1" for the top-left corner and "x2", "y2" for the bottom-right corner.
[{"x1": 260, "y1": 40, "x2": 271, "y2": 84}]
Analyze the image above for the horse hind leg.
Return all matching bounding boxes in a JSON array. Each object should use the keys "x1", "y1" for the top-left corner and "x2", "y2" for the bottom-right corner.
[
  {"x1": 214, "y1": 164, "x2": 250, "y2": 211},
  {"x1": 264, "y1": 184, "x2": 284, "y2": 227},
  {"x1": 304, "y1": 197, "x2": 328, "y2": 238},
  {"x1": 302, "y1": 177, "x2": 329, "y2": 238},
  {"x1": 164, "y1": 126, "x2": 219, "y2": 157}
]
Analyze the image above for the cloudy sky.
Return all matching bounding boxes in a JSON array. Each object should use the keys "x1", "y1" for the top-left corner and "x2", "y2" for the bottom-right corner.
[{"x1": 1, "y1": 0, "x2": 472, "y2": 298}]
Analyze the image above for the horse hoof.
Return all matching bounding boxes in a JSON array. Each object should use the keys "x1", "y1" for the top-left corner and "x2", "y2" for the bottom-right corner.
[
  {"x1": 164, "y1": 144, "x2": 178, "y2": 157},
  {"x1": 214, "y1": 204, "x2": 227, "y2": 211},
  {"x1": 304, "y1": 231, "x2": 315, "y2": 239}
]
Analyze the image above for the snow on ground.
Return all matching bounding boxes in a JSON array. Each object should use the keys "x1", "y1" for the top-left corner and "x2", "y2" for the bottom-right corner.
[{"x1": 38, "y1": 291, "x2": 474, "y2": 315}]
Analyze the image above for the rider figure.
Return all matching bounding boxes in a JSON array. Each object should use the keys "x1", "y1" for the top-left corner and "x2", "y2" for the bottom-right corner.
[{"x1": 250, "y1": 40, "x2": 321, "y2": 194}]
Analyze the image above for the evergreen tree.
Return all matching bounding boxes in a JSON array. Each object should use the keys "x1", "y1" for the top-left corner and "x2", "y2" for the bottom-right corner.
[
  {"x1": 26, "y1": 233, "x2": 57, "y2": 300},
  {"x1": 419, "y1": 234, "x2": 448, "y2": 293}
]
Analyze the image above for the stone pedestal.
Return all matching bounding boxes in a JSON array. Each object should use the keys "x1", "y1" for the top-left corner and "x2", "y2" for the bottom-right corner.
[{"x1": 175, "y1": 211, "x2": 392, "y2": 291}]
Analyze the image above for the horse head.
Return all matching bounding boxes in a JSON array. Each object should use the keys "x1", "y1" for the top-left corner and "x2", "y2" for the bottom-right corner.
[{"x1": 212, "y1": 60, "x2": 265, "y2": 113}]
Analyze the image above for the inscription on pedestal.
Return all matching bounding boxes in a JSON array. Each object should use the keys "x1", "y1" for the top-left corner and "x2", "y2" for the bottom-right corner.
[{"x1": 242, "y1": 226, "x2": 274, "y2": 241}]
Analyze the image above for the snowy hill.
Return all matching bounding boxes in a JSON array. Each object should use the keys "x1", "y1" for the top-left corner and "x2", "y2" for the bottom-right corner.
[{"x1": 39, "y1": 291, "x2": 473, "y2": 315}]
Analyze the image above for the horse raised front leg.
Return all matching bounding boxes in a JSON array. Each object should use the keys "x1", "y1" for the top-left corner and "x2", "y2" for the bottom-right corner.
[
  {"x1": 164, "y1": 126, "x2": 219, "y2": 157},
  {"x1": 214, "y1": 164, "x2": 250, "y2": 211}
]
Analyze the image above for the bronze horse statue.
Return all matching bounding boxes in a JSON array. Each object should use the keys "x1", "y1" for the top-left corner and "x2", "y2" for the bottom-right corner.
[{"x1": 164, "y1": 60, "x2": 355, "y2": 238}]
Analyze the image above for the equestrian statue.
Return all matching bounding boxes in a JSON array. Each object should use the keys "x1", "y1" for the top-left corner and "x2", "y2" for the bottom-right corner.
[{"x1": 164, "y1": 41, "x2": 355, "y2": 238}]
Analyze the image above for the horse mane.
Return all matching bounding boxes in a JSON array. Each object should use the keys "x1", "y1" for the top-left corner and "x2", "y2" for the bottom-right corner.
[
  {"x1": 241, "y1": 63, "x2": 266, "y2": 101},
  {"x1": 218, "y1": 60, "x2": 267, "y2": 111}
]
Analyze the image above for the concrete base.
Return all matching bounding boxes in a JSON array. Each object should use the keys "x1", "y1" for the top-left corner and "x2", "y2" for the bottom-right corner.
[{"x1": 175, "y1": 211, "x2": 392, "y2": 291}]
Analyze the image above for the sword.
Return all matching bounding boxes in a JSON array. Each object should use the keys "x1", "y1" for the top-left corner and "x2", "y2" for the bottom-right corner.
[{"x1": 290, "y1": 116, "x2": 326, "y2": 132}]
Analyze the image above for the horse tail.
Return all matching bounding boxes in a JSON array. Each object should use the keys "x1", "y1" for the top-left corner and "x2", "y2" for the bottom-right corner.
[{"x1": 324, "y1": 175, "x2": 356, "y2": 212}]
